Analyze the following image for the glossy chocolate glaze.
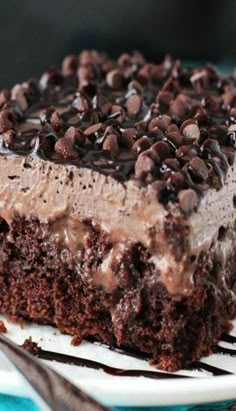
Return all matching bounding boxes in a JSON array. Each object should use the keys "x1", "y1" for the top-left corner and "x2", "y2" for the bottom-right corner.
[{"x1": 0, "y1": 51, "x2": 235, "y2": 201}]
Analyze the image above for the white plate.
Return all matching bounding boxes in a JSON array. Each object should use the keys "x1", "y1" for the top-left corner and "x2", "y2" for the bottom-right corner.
[{"x1": 1, "y1": 315, "x2": 236, "y2": 407}]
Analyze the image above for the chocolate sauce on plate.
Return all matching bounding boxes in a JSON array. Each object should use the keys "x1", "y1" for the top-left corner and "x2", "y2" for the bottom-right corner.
[{"x1": 33, "y1": 333, "x2": 236, "y2": 379}]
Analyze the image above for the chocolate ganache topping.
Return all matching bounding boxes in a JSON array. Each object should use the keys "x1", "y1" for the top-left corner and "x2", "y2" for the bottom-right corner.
[{"x1": 0, "y1": 50, "x2": 235, "y2": 213}]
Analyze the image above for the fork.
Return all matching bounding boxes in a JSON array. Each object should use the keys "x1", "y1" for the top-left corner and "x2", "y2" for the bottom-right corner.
[{"x1": 0, "y1": 333, "x2": 108, "y2": 411}]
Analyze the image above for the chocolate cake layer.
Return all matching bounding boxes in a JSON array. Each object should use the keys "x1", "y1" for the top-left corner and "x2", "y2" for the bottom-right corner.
[{"x1": 0, "y1": 51, "x2": 235, "y2": 370}]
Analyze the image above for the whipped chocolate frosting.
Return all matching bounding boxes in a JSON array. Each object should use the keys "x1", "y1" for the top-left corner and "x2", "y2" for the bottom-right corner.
[{"x1": 0, "y1": 150, "x2": 235, "y2": 295}]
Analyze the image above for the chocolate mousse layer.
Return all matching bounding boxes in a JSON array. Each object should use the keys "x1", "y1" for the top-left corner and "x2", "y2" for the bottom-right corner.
[{"x1": 0, "y1": 51, "x2": 235, "y2": 370}]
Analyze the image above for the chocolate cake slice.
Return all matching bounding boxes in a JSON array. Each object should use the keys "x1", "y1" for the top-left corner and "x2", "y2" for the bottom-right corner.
[{"x1": 0, "y1": 51, "x2": 235, "y2": 371}]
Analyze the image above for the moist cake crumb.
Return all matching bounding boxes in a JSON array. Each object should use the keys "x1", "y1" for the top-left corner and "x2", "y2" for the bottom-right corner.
[
  {"x1": 21, "y1": 337, "x2": 41, "y2": 355},
  {"x1": 0, "y1": 320, "x2": 7, "y2": 334},
  {"x1": 71, "y1": 335, "x2": 83, "y2": 346}
]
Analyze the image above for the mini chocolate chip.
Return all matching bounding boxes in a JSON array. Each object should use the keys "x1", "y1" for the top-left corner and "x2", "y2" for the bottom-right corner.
[
  {"x1": 156, "y1": 91, "x2": 174, "y2": 108},
  {"x1": 40, "y1": 107, "x2": 62, "y2": 131},
  {"x1": 54, "y1": 136, "x2": 79, "y2": 160},
  {"x1": 0, "y1": 89, "x2": 10, "y2": 108},
  {"x1": 208, "y1": 125, "x2": 227, "y2": 141},
  {"x1": 151, "y1": 141, "x2": 171, "y2": 160},
  {"x1": 72, "y1": 93, "x2": 91, "y2": 113},
  {"x1": 93, "y1": 94, "x2": 112, "y2": 116},
  {"x1": 128, "y1": 80, "x2": 143, "y2": 94},
  {"x1": 118, "y1": 53, "x2": 131, "y2": 66},
  {"x1": 79, "y1": 80, "x2": 97, "y2": 96},
  {"x1": 84, "y1": 122, "x2": 103, "y2": 139},
  {"x1": 201, "y1": 95, "x2": 219, "y2": 113},
  {"x1": 102, "y1": 134, "x2": 120, "y2": 157},
  {"x1": 166, "y1": 124, "x2": 179, "y2": 133},
  {"x1": 148, "y1": 118, "x2": 160, "y2": 131},
  {"x1": 170, "y1": 94, "x2": 189, "y2": 120},
  {"x1": 149, "y1": 115, "x2": 172, "y2": 132},
  {"x1": 188, "y1": 157, "x2": 209, "y2": 181},
  {"x1": 79, "y1": 50, "x2": 99, "y2": 65},
  {"x1": 165, "y1": 131, "x2": 183, "y2": 148},
  {"x1": 110, "y1": 105, "x2": 125, "y2": 122},
  {"x1": 150, "y1": 64, "x2": 165, "y2": 82},
  {"x1": 180, "y1": 119, "x2": 200, "y2": 141},
  {"x1": 230, "y1": 107, "x2": 236, "y2": 119},
  {"x1": 227, "y1": 124, "x2": 236, "y2": 147},
  {"x1": 103, "y1": 125, "x2": 119, "y2": 138},
  {"x1": 102, "y1": 58, "x2": 114, "y2": 74},
  {"x1": 40, "y1": 107, "x2": 54, "y2": 125},
  {"x1": 101, "y1": 101, "x2": 112, "y2": 116},
  {"x1": 135, "y1": 151, "x2": 157, "y2": 181},
  {"x1": 194, "y1": 107, "x2": 210, "y2": 126},
  {"x1": 26, "y1": 79, "x2": 41, "y2": 104},
  {"x1": 88, "y1": 111, "x2": 100, "y2": 125},
  {"x1": 161, "y1": 77, "x2": 180, "y2": 94},
  {"x1": 120, "y1": 128, "x2": 138, "y2": 148},
  {"x1": 171, "y1": 59, "x2": 181, "y2": 78},
  {"x1": 137, "y1": 64, "x2": 152, "y2": 85},
  {"x1": 11, "y1": 84, "x2": 28, "y2": 111},
  {"x1": 164, "y1": 158, "x2": 180, "y2": 171},
  {"x1": 190, "y1": 70, "x2": 208, "y2": 93},
  {"x1": 1, "y1": 129, "x2": 15, "y2": 148},
  {"x1": 65, "y1": 126, "x2": 85, "y2": 146},
  {"x1": 132, "y1": 136, "x2": 152, "y2": 155},
  {"x1": 167, "y1": 171, "x2": 186, "y2": 191},
  {"x1": 135, "y1": 120, "x2": 147, "y2": 132},
  {"x1": 147, "y1": 127, "x2": 164, "y2": 141},
  {"x1": 0, "y1": 109, "x2": 15, "y2": 133},
  {"x1": 228, "y1": 124, "x2": 236, "y2": 132},
  {"x1": 50, "y1": 111, "x2": 62, "y2": 132},
  {"x1": 31, "y1": 125, "x2": 57, "y2": 154},
  {"x1": 201, "y1": 138, "x2": 226, "y2": 161},
  {"x1": 178, "y1": 189, "x2": 199, "y2": 213},
  {"x1": 62, "y1": 55, "x2": 78, "y2": 75},
  {"x1": 40, "y1": 67, "x2": 64, "y2": 89},
  {"x1": 77, "y1": 65, "x2": 95, "y2": 82},
  {"x1": 106, "y1": 69, "x2": 123, "y2": 90},
  {"x1": 132, "y1": 51, "x2": 146, "y2": 67},
  {"x1": 222, "y1": 89, "x2": 236, "y2": 109},
  {"x1": 126, "y1": 94, "x2": 142, "y2": 117},
  {"x1": 176, "y1": 145, "x2": 199, "y2": 164}
]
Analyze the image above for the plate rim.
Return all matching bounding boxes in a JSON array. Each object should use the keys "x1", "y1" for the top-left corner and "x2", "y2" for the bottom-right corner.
[{"x1": 1, "y1": 368, "x2": 236, "y2": 406}]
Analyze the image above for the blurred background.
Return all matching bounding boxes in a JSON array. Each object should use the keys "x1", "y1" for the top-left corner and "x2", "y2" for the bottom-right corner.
[{"x1": 0, "y1": 0, "x2": 236, "y2": 88}]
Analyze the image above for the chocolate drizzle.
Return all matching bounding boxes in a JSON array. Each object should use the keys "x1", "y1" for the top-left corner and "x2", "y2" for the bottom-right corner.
[
  {"x1": 221, "y1": 333, "x2": 236, "y2": 344},
  {"x1": 213, "y1": 345, "x2": 236, "y2": 357},
  {"x1": 192, "y1": 361, "x2": 232, "y2": 376},
  {"x1": 30, "y1": 333, "x2": 236, "y2": 379},
  {"x1": 35, "y1": 348, "x2": 188, "y2": 379}
]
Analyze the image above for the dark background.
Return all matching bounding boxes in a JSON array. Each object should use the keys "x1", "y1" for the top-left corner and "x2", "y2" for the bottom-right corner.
[{"x1": 0, "y1": 0, "x2": 236, "y2": 88}]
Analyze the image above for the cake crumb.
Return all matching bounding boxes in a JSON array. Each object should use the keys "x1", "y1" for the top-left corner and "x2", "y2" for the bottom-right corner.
[
  {"x1": 71, "y1": 335, "x2": 82, "y2": 346},
  {"x1": 21, "y1": 336, "x2": 41, "y2": 355},
  {"x1": 0, "y1": 320, "x2": 7, "y2": 333}
]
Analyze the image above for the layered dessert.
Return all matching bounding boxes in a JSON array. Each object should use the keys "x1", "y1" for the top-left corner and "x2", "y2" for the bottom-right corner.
[{"x1": 0, "y1": 51, "x2": 235, "y2": 371}]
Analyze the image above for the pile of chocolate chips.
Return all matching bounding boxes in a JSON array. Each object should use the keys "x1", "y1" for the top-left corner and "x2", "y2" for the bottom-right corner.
[{"x1": 0, "y1": 50, "x2": 235, "y2": 211}]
